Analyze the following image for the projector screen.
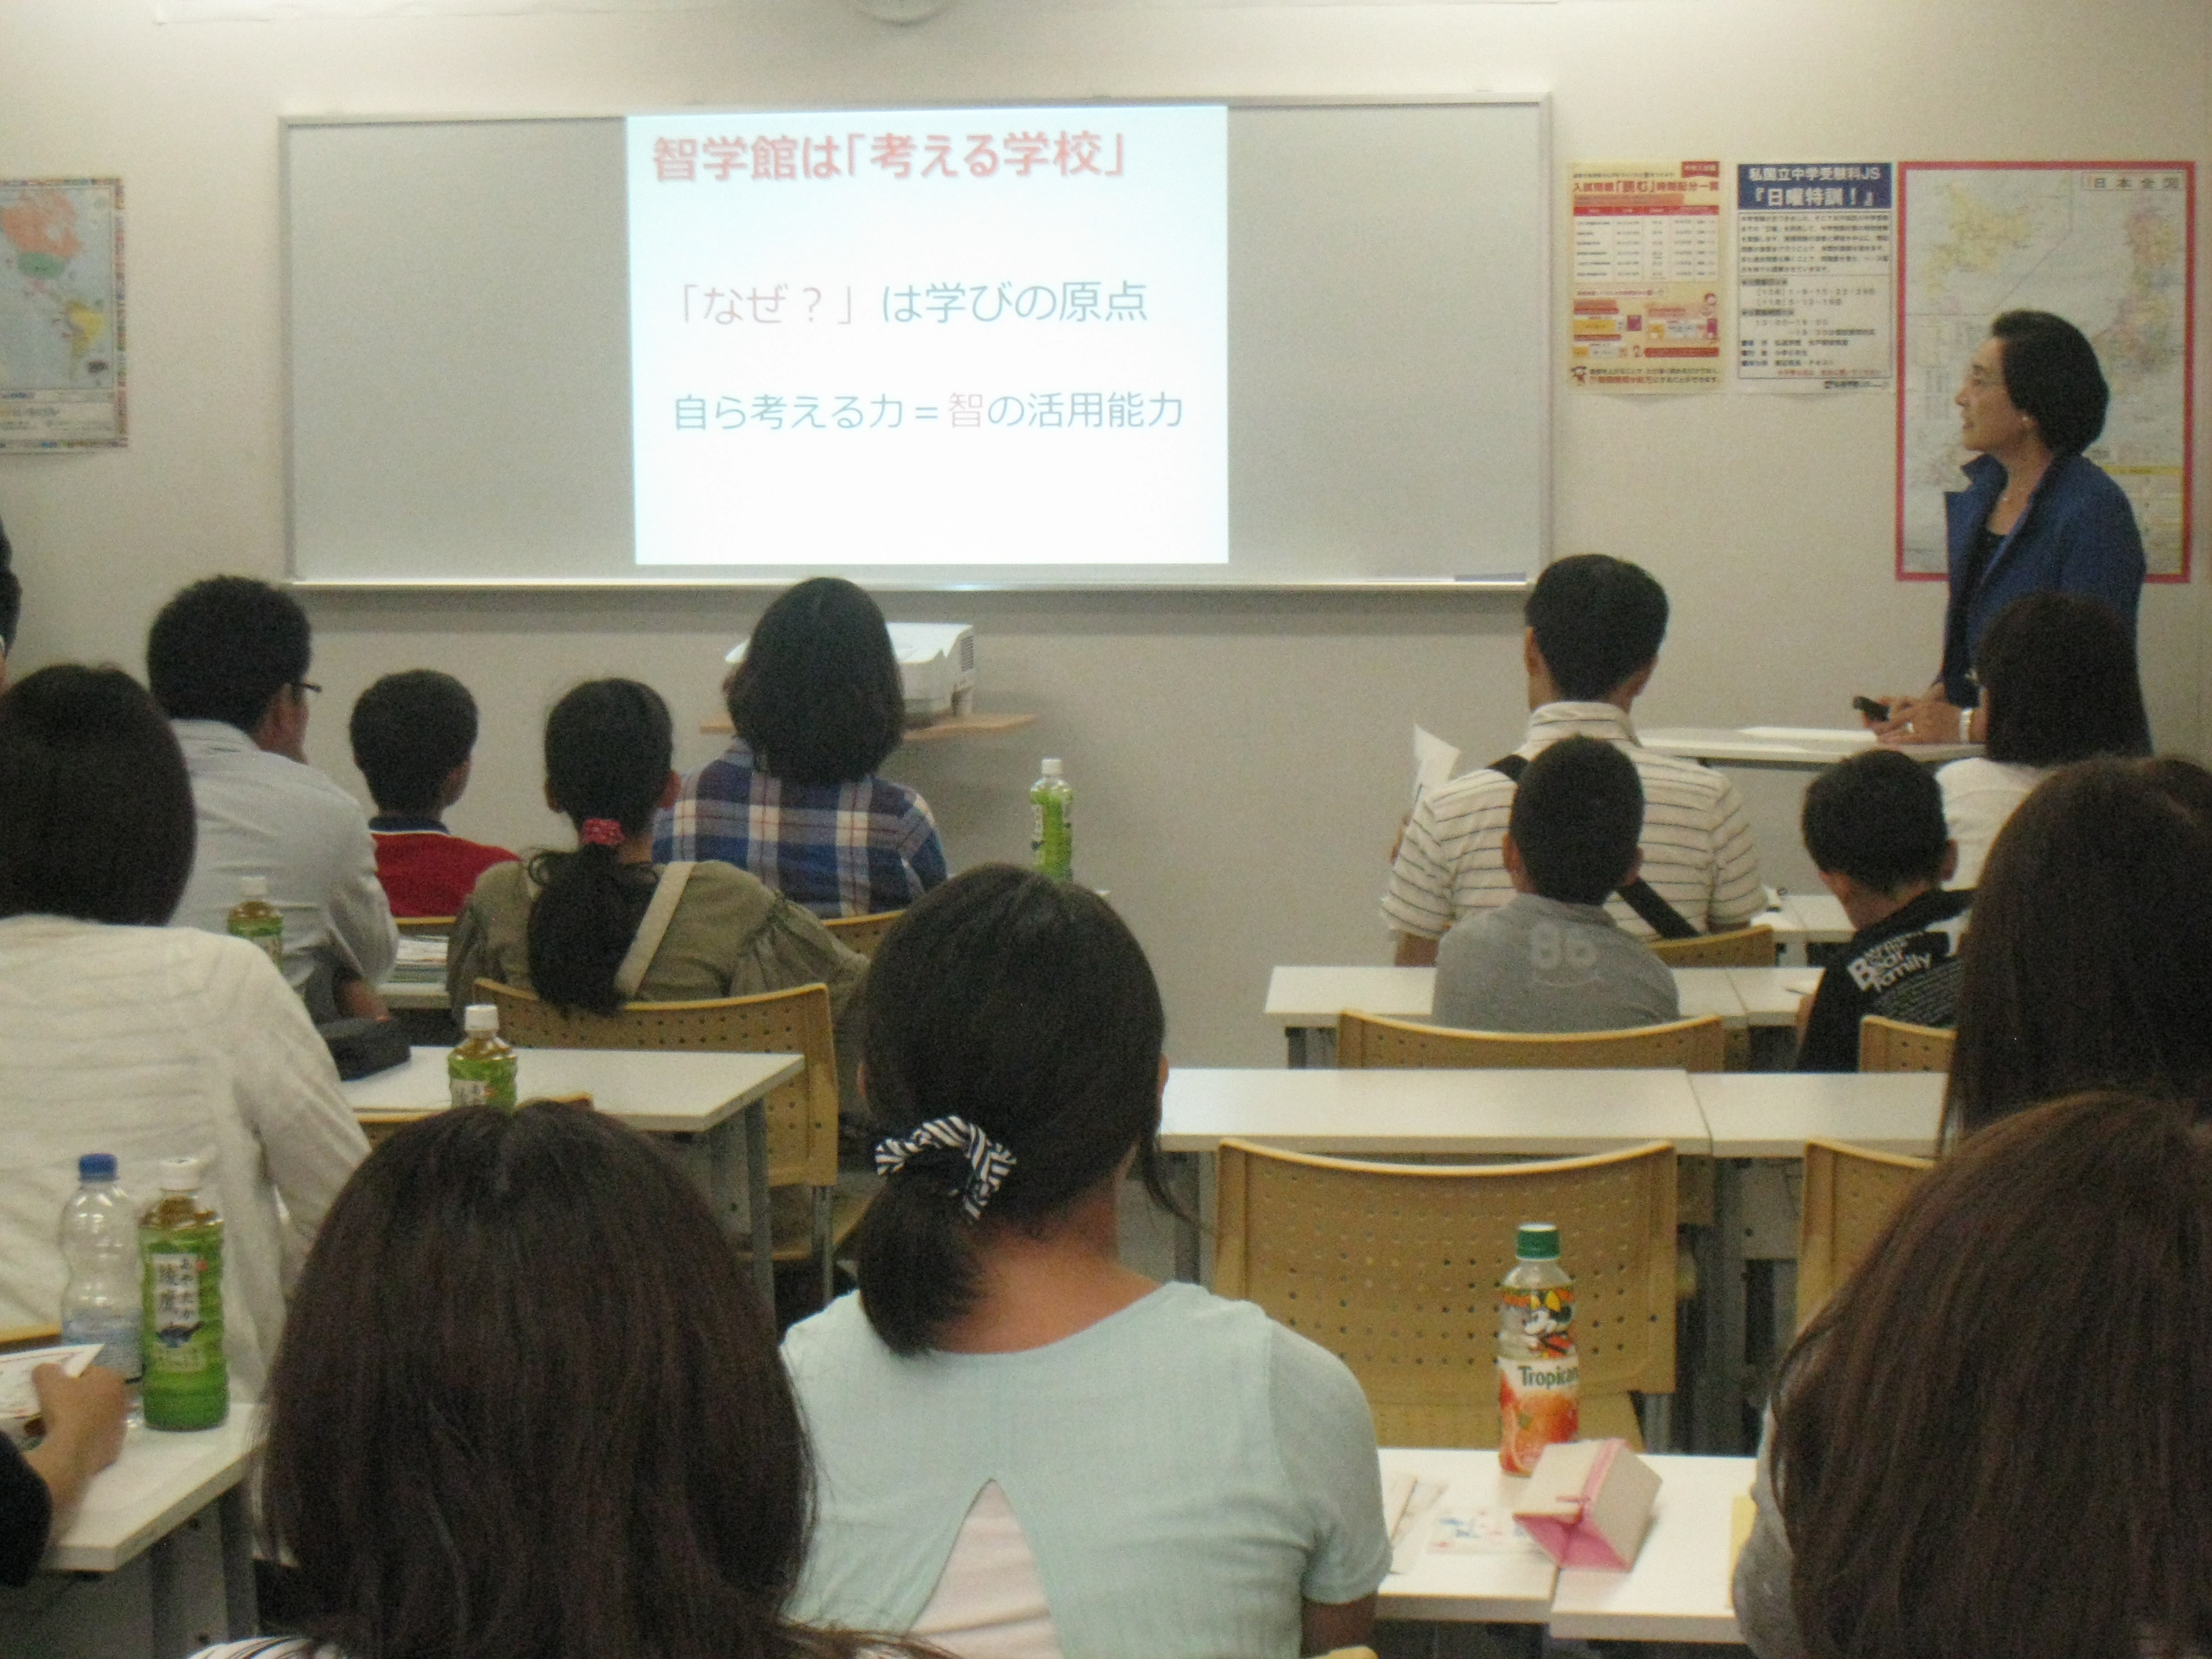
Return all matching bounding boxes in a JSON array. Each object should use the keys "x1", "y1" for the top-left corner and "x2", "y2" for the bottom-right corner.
[{"x1": 286, "y1": 100, "x2": 1548, "y2": 590}]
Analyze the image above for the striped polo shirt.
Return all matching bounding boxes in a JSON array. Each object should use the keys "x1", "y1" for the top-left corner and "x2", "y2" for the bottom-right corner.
[{"x1": 1382, "y1": 702, "x2": 1763, "y2": 942}]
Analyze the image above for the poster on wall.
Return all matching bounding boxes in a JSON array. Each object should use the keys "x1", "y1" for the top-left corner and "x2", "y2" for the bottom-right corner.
[
  {"x1": 1735, "y1": 162, "x2": 1892, "y2": 392},
  {"x1": 1568, "y1": 160, "x2": 1723, "y2": 392},
  {"x1": 1899, "y1": 161, "x2": 2194, "y2": 581},
  {"x1": 0, "y1": 179, "x2": 123, "y2": 449}
]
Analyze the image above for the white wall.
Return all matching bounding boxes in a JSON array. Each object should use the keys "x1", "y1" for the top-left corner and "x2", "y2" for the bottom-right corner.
[{"x1": 2, "y1": 0, "x2": 2205, "y2": 1065}]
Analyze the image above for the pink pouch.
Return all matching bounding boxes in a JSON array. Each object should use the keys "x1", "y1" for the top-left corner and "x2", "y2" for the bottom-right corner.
[{"x1": 1510, "y1": 1437, "x2": 1661, "y2": 1570}]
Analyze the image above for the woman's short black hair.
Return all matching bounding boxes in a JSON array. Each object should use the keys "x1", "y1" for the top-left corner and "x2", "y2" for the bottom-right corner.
[
  {"x1": 1523, "y1": 554, "x2": 1671, "y2": 703},
  {"x1": 0, "y1": 664, "x2": 196, "y2": 925},
  {"x1": 146, "y1": 575, "x2": 312, "y2": 734},
  {"x1": 724, "y1": 578, "x2": 905, "y2": 786},
  {"x1": 349, "y1": 670, "x2": 480, "y2": 817},
  {"x1": 1990, "y1": 310, "x2": 2109, "y2": 455},
  {"x1": 1975, "y1": 591, "x2": 2148, "y2": 766},
  {"x1": 1509, "y1": 736, "x2": 1643, "y2": 905},
  {"x1": 0, "y1": 514, "x2": 20, "y2": 653},
  {"x1": 1801, "y1": 748, "x2": 1951, "y2": 894},
  {"x1": 853, "y1": 866, "x2": 1173, "y2": 1355}
]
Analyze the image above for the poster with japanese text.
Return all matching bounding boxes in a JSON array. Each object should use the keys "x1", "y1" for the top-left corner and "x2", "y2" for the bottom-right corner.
[
  {"x1": 0, "y1": 180, "x2": 123, "y2": 449},
  {"x1": 1735, "y1": 162, "x2": 1892, "y2": 391},
  {"x1": 1568, "y1": 161, "x2": 1722, "y2": 392}
]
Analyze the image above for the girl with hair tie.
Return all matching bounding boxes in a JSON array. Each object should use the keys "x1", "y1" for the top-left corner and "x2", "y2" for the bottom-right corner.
[{"x1": 447, "y1": 678, "x2": 863, "y2": 1026}]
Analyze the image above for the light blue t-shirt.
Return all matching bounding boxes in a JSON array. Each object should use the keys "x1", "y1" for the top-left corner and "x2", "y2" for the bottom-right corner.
[{"x1": 782, "y1": 1283, "x2": 1391, "y2": 1659}]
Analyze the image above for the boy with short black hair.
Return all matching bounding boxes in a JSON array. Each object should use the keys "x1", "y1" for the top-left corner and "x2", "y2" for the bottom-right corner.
[
  {"x1": 348, "y1": 670, "x2": 516, "y2": 918},
  {"x1": 1795, "y1": 748, "x2": 1971, "y2": 1072},
  {"x1": 1432, "y1": 736, "x2": 1681, "y2": 1033}
]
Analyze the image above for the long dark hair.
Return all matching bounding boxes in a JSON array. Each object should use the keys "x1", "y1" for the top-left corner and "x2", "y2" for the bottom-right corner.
[
  {"x1": 527, "y1": 679, "x2": 671, "y2": 1014},
  {"x1": 1975, "y1": 592, "x2": 2148, "y2": 765},
  {"x1": 854, "y1": 866, "x2": 1174, "y2": 1355},
  {"x1": 0, "y1": 664, "x2": 195, "y2": 925},
  {"x1": 261, "y1": 1103, "x2": 880, "y2": 1659},
  {"x1": 1944, "y1": 758, "x2": 2212, "y2": 1139},
  {"x1": 724, "y1": 577, "x2": 905, "y2": 786},
  {"x1": 1776, "y1": 1090, "x2": 2212, "y2": 1659}
]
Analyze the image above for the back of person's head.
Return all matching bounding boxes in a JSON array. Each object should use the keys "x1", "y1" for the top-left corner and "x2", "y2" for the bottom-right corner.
[
  {"x1": 1508, "y1": 735, "x2": 1641, "y2": 905},
  {"x1": 1990, "y1": 308, "x2": 2110, "y2": 455},
  {"x1": 525, "y1": 679, "x2": 672, "y2": 1015},
  {"x1": 1800, "y1": 749, "x2": 1950, "y2": 895},
  {"x1": 1776, "y1": 1090, "x2": 2212, "y2": 1659},
  {"x1": 0, "y1": 514, "x2": 20, "y2": 657},
  {"x1": 261, "y1": 1102, "x2": 841, "y2": 1659},
  {"x1": 855, "y1": 865, "x2": 1170, "y2": 1355},
  {"x1": 1975, "y1": 591, "x2": 2148, "y2": 765},
  {"x1": 146, "y1": 575, "x2": 311, "y2": 733},
  {"x1": 0, "y1": 664, "x2": 194, "y2": 926},
  {"x1": 1946, "y1": 758, "x2": 2212, "y2": 1138},
  {"x1": 1523, "y1": 554, "x2": 1670, "y2": 702},
  {"x1": 349, "y1": 670, "x2": 480, "y2": 816},
  {"x1": 724, "y1": 577, "x2": 905, "y2": 787}
]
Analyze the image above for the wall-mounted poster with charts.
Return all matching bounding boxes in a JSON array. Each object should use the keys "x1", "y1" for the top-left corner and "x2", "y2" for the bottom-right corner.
[
  {"x1": 1898, "y1": 162, "x2": 2193, "y2": 581},
  {"x1": 0, "y1": 179, "x2": 123, "y2": 449}
]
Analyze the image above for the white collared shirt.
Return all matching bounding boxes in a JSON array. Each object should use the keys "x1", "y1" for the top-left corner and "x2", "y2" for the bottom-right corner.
[
  {"x1": 169, "y1": 720, "x2": 398, "y2": 1012},
  {"x1": 1382, "y1": 701, "x2": 1763, "y2": 941}
]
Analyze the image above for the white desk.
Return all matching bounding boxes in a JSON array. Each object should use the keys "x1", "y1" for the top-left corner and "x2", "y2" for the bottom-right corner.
[
  {"x1": 1547, "y1": 1453, "x2": 1755, "y2": 1643},
  {"x1": 342, "y1": 1047, "x2": 802, "y2": 1305},
  {"x1": 377, "y1": 978, "x2": 449, "y2": 1012},
  {"x1": 1640, "y1": 725, "x2": 1980, "y2": 770},
  {"x1": 1377, "y1": 1449, "x2": 1557, "y2": 1623},
  {"x1": 1727, "y1": 967, "x2": 1821, "y2": 1028},
  {"x1": 1, "y1": 1408, "x2": 261, "y2": 1659}
]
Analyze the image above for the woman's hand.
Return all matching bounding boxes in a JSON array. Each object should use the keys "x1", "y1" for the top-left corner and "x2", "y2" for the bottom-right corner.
[
  {"x1": 1870, "y1": 686, "x2": 1963, "y2": 745},
  {"x1": 23, "y1": 1364, "x2": 128, "y2": 1518}
]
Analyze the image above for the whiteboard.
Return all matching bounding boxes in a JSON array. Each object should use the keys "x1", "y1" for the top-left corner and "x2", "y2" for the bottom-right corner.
[{"x1": 284, "y1": 100, "x2": 1548, "y2": 590}]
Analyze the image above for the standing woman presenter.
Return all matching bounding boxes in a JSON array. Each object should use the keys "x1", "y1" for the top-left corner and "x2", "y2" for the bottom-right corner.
[{"x1": 1875, "y1": 310, "x2": 2145, "y2": 743}]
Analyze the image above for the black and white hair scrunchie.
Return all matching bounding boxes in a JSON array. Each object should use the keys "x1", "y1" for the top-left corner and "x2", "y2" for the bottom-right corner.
[{"x1": 874, "y1": 1116, "x2": 1017, "y2": 1221}]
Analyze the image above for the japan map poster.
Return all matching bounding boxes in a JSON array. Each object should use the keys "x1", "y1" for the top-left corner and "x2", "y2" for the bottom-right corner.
[
  {"x1": 0, "y1": 179, "x2": 123, "y2": 449},
  {"x1": 1568, "y1": 161, "x2": 1723, "y2": 392}
]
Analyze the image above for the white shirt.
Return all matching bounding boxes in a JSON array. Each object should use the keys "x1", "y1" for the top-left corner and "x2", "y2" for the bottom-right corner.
[
  {"x1": 1938, "y1": 756, "x2": 2049, "y2": 889},
  {"x1": 169, "y1": 720, "x2": 398, "y2": 1016},
  {"x1": 915, "y1": 1481, "x2": 1065, "y2": 1659},
  {"x1": 1383, "y1": 702, "x2": 1764, "y2": 941},
  {"x1": 0, "y1": 917, "x2": 369, "y2": 1398}
]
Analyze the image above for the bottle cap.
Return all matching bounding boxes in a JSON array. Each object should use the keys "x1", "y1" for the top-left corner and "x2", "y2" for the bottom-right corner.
[
  {"x1": 158, "y1": 1156, "x2": 205, "y2": 1193},
  {"x1": 77, "y1": 1153, "x2": 118, "y2": 1183},
  {"x1": 1515, "y1": 1223, "x2": 1560, "y2": 1260},
  {"x1": 1042, "y1": 758, "x2": 1063, "y2": 777},
  {"x1": 238, "y1": 876, "x2": 268, "y2": 900},
  {"x1": 464, "y1": 1004, "x2": 499, "y2": 1034}
]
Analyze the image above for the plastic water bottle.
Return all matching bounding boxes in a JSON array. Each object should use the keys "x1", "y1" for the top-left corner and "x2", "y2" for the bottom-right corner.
[
  {"x1": 1030, "y1": 758, "x2": 1073, "y2": 882},
  {"x1": 449, "y1": 1003, "x2": 519, "y2": 1111},
  {"x1": 140, "y1": 1157, "x2": 228, "y2": 1431},
  {"x1": 60, "y1": 1154, "x2": 142, "y2": 1389},
  {"x1": 226, "y1": 876, "x2": 283, "y2": 969},
  {"x1": 1496, "y1": 1221, "x2": 1579, "y2": 1475}
]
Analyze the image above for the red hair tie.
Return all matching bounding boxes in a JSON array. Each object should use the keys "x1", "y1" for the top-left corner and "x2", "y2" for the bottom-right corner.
[{"x1": 579, "y1": 818, "x2": 625, "y2": 848}]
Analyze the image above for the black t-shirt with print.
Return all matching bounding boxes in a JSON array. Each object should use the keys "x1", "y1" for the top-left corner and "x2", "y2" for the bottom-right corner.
[{"x1": 1795, "y1": 887, "x2": 1973, "y2": 1073}]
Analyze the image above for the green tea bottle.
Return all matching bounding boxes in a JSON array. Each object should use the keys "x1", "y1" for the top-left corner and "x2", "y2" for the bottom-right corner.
[
  {"x1": 140, "y1": 1157, "x2": 228, "y2": 1431},
  {"x1": 449, "y1": 1003, "x2": 519, "y2": 1111},
  {"x1": 226, "y1": 876, "x2": 283, "y2": 970},
  {"x1": 1029, "y1": 758, "x2": 1073, "y2": 882}
]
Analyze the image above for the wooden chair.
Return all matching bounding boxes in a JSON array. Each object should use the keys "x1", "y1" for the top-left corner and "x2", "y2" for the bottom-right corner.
[
  {"x1": 1215, "y1": 1139, "x2": 1678, "y2": 1450},
  {"x1": 1646, "y1": 924, "x2": 1775, "y2": 968},
  {"x1": 823, "y1": 909, "x2": 901, "y2": 959},
  {"x1": 1338, "y1": 1010, "x2": 1727, "y2": 1073},
  {"x1": 1858, "y1": 1015, "x2": 1955, "y2": 1073},
  {"x1": 395, "y1": 916, "x2": 457, "y2": 934},
  {"x1": 480, "y1": 980, "x2": 857, "y2": 1302},
  {"x1": 1795, "y1": 1138, "x2": 1933, "y2": 1330},
  {"x1": 0, "y1": 1324, "x2": 63, "y2": 1354}
]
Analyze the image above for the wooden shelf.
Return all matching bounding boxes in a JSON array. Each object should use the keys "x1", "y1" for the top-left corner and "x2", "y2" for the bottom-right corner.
[{"x1": 699, "y1": 712, "x2": 1038, "y2": 743}]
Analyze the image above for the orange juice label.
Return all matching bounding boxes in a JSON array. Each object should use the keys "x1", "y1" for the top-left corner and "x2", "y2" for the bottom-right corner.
[
  {"x1": 1500, "y1": 1284, "x2": 1576, "y2": 1357},
  {"x1": 1498, "y1": 1354, "x2": 1580, "y2": 1476}
]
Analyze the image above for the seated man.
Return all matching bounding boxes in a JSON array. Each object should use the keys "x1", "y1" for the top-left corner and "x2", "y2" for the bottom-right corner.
[
  {"x1": 1432, "y1": 737, "x2": 1681, "y2": 1033},
  {"x1": 1384, "y1": 554, "x2": 1762, "y2": 965},
  {"x1": 150, "y1": 575, "x2": 398, "y2": 1021},
  {"x1": 349, "y1": 670, "x2": 516, "y2": 918},
  {"x1": 1794, "y1": 748, "x2": 1971, "y2": 1073}
]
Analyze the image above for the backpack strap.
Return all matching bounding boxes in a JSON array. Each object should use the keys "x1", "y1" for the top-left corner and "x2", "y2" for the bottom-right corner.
[
  {"x1": 1487, "y1": 752, "x2": 1701, "y2": 940},
  {"x1": 613, "y1": 862, "x2": 695, "y2": 1002}
]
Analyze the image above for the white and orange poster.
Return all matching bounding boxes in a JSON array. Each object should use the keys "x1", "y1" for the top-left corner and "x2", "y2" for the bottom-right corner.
[{"x1": 1568, "y1": 161, "x2": 1723, "y2": 392}]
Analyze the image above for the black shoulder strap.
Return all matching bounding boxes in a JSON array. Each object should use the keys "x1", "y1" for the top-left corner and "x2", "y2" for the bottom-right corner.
[{"x1": 1487, "y1": 752, "x2": 1701, "y2": 939}]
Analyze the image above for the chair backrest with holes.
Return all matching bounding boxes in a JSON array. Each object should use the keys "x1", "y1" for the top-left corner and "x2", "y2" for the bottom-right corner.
[
  {"x1": 1214, "y1": 1138, "x2": 1677, "y2": 1448},
  {"x1": 1647, "y1": 924, "x2": 1775, "y2": 968},
  {"x1": 1795, "y1": 1137, "x2": 1934, "y2": 1330},
  {"x1": 1857, "y1": 1015, "x2": 1956, "y2": 1073},
  {"x1": 478, "y1": 980, "x2": 837, "y2": 1189},
  {"x1": 823, "y1": 910, "x2": 901, "y2": 960},
  {"x1": 1338, "y1": 1010, "x2": 1727, "y2": 1072}
]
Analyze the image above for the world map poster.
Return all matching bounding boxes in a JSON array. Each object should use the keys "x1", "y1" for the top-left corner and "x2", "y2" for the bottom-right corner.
[
  {"x1": 1899, "y1": 162, "x2": 2193, "y2": 581},
  {"x1": 0, "y1": 179, "x2": 124, "y2": 449}
]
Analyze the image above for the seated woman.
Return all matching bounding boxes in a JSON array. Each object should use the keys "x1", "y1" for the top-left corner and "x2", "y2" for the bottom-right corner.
[
  {"x1": 0, "y1": 665, "x2": 368, "y2": 1399},
  {"x1": 1734, "y1": 1089, "x2": 2212, "y2": 1659},
  {"x1": 782, "y1": 866, "x2": 1391, "y2": 1659},
  {"x1": 447, "y1": 678, "x2": 864, "y2": 1031},
  {"x1": 1936, "y1": 589, "x2": 2148, "y2": 886},
  {"x1": 656, "y1": 577, "x2": 947, "y2": 918},
  {"x1": 188, "y1": 1103, "x2": 903, "y2": 1659},
  {"x1": 1944, "y1": 756, "x2": 2212, "y2": 1139}
]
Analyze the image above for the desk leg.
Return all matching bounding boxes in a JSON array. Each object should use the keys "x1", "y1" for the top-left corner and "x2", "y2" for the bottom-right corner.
[
  {"x1": 1286, "y1": 1027, "x2": 1307, "y2": 1068},
  {"x1": 1693, "y1": 1158, "x2": 1750, "y2": 1454},
  {"x1": 220, "y1": 1488, "x2": 256, "y2": 1643},
  {"x1": 744, "y1": 1099, "x2": 775, "y2": 1311},
  {"x1": 150, "y1": 1499, "x2": 236, "y2": 1657},
  {"x1": 1168, "y1": 1151, "x2": 1204, "y2": 1283}
]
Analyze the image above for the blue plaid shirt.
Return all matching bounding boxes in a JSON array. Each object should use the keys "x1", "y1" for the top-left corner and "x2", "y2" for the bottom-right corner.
[{"x1": 653, "y1": 739, "x2": 947, "y2": 919}]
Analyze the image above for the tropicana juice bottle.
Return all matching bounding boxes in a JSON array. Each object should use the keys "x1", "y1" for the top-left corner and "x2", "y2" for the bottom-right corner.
[
  {"x1": 1496, "y1": 1221, "x2": 1579, "y2": 1475},
  {"x1": 140, "y1": 1157, "x2": 228, "y2": 1431}
]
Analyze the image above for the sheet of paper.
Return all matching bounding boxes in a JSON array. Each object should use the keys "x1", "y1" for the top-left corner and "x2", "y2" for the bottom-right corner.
[
  {"x1": 1736, "y1": 163, "x2": 1893, "y2": 392},
  {"x1": 0, "y1": 1345, "x2": 102, "y2": 1420},
  {"x1": 1431, "y1": 1502, "x2": 1544, "y2": 1556},
  {"x1": 1387, "y1": 1476, "x2": 1450, "y2": 1575},
  {"x1": 0, "y1": 180, "x2": 124, "y2": 448},
  {"x1": 1411, "y1": 724, "x2": 1460, "y2": 808},
  {"x1": 1568, "y1": 161, "x2": 1723, "y2": 392}
]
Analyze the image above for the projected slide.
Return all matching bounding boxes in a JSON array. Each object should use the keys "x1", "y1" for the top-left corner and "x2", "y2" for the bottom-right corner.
[{"x1": 627, "y1": 106, "x2": 1228, "y2": 568}]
